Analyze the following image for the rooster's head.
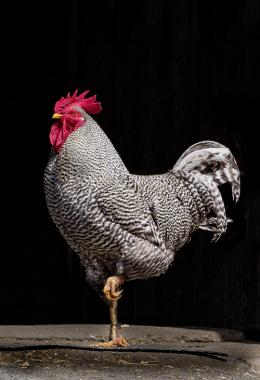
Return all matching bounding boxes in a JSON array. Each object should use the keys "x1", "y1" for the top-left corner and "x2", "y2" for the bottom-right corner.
[{"x1": 50, "y1": 89, "x2": 102, "y2": 153}]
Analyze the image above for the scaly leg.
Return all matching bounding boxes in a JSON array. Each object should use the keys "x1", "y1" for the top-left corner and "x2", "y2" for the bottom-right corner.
[{"x1": 91, "y1": 275, "x2": 128, "y2": 347}]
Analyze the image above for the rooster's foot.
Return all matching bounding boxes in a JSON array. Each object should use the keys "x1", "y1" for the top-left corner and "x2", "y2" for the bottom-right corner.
[
  {"x1": 91, "y1": 336, "x2": 129, "y2": 348},
  {"x1": 103, "y1": 276, "x2": 124, "y2": 302}
]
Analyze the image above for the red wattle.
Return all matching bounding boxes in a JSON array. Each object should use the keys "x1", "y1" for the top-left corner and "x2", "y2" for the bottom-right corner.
[{"x1": 49, "y1": 118, "x2": 83, "y2": 153}]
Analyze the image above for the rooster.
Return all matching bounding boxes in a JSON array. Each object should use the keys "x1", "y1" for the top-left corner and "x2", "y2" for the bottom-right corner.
[{"x1": 44, "y1": 90, "x2": 240, "y2": 347}]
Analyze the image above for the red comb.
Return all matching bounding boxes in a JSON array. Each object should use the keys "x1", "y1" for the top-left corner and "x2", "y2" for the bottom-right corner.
[{"x1": 54, "y1": 89, "x2": 102, "y2": 114}]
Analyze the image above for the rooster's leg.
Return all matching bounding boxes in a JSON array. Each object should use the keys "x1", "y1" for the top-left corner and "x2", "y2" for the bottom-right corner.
[
  {"x1": 105, "y1": 276, "x2": 128, "y2": 346},
  {"x1": 91, "y1": 275, "x2": 128, "y2": 347}
]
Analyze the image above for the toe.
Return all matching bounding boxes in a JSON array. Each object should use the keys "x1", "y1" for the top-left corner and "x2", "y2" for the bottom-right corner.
[
  {"x1": 90, "y1": 336, "x2": 129, "y2": 348},
  {"x1": 117, "y1": 336, "x2": 129, "y2": 347},
  {"x1": 103, "y1": 276, "x2": 123, "y2": 301}
]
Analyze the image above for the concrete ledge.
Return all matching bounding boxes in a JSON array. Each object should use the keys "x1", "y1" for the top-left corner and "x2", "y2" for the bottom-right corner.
[
  {"x1": 0, "y1": 324, "x2": 244, "y2": 343},
  {"x1": 0, "y1": 324, "x2": 259, "y2": 375}
]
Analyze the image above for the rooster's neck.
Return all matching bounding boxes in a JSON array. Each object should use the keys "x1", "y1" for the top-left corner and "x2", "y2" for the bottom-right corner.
[{"x1": 54, "y1": 114, "x2": 129, "y2": 182}]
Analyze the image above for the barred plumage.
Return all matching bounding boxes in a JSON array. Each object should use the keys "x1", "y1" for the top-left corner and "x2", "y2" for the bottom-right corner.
[
  {"x1": 44, "y1": 105, "x2": 240, "y2": 295},
  {"x1": 44, "y1": 92, "x2": 240, "y2": 344}
]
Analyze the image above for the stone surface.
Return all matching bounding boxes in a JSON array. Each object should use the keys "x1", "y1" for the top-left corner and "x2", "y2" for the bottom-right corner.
[
  {"x1": 0, "y1": 324, "x2": 259, "y2": 378},
  {"x1": 0, "y1": 324, "x2": 244, "y2": 343}
]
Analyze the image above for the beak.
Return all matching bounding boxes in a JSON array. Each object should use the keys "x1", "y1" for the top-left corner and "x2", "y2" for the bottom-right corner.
[{"x1": 52, "y1": 113, "x2": 62, "y2": 119}]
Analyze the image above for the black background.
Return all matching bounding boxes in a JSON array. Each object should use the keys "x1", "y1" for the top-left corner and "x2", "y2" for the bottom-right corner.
[{"x1": 2, "y1": 1, "x2": 260, "y2": 338}]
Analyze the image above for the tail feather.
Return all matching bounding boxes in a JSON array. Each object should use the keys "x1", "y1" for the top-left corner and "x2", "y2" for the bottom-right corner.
[
  {"x1": 201, "y1": 176, "x2": 227, "y2": 241},
  {"x1": 199, "y1": 217, "x2": 233, "y2": 232},
  {"x1": 172, "y1": 140, "x2": 240, "y2": 241}
]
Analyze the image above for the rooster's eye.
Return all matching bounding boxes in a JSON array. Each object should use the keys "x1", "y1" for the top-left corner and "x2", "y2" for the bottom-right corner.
[{"x1": 69, "y1": 111, "x2": 85, "y2": 122}]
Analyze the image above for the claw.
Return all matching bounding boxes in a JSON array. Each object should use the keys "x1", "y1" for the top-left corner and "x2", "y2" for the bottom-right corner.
[
  {"x1": 103, "y1": 276, "x2": 124, "y2": 302},
  {"x1": 104, "y1": 289, "x2": 123, "y2": 302}
]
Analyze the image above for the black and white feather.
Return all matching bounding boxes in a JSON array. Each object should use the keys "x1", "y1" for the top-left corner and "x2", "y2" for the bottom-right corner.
[
  {"x1": 172, "y1": 141, "x2": 240, "y2": 241},
  {"x1": 44, "y1": 109, "x2": 240, "y2": 299}
]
